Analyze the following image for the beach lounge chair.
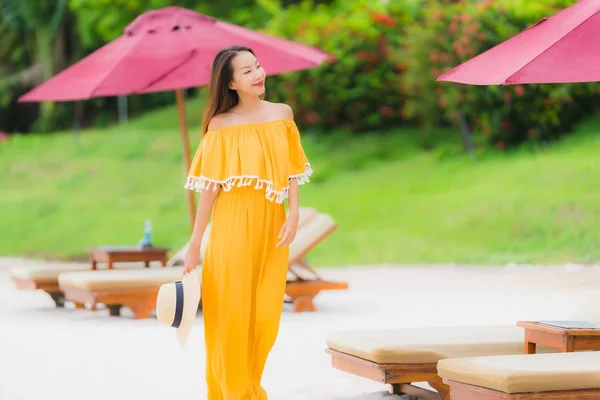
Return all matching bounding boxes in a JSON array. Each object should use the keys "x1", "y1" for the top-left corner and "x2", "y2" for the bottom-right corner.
[
  {"x1": 438, "y1": 351, "x2": 600, "y2": 399},
  {"x1": 325, "y1": 325, "x2": 558, "y2": 400},
  {"x1": 58, "y1": 267, "x2": 192, "y2": 319},
  {"x1": 10, "y1": 264, "x2": 91, "y2": 307},
  {"x1": 286, "y1": 212, "x2": 348, "y2": 312},
  {"x1": 56, "y1": 210, "x2": 346, "y2": 319},
  {"x1": 9, "y1": 259, "x2": 165, "y2": 308}
]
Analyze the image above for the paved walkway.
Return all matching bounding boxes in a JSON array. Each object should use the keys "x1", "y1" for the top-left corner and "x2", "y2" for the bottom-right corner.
[{"x1": 1, "y1": 258, "x2": 600, "y2": 399}]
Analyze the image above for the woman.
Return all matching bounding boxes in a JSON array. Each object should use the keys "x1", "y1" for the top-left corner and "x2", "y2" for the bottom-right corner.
[{"x1": 182, "y1": 45, "x2": 312, "y2": 399}]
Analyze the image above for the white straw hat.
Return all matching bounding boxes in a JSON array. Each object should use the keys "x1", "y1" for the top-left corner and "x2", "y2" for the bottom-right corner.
[{"x1": 156, "y1": 269, "x2": 201, "y2": 348}]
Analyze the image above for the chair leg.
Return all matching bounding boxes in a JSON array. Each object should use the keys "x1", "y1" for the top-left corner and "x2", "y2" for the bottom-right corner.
[
  {"x1": 48, "y1": 291, "x2": 65, "y2": 308},
  {"x1": 291, "y1": 295, "x2": 316, "y2": 312},
  {"x1": 391, "y1": 383, "x2": 441, "y2": 400},
  {"x1": 107, "y1": 305, "x2": 122, "y2": 316},
  {"x1": 127, "y1": 300, "x2": 155, "y2": 320},
  {"x1": 428, "y1": 375, "x2": 450, "y2": 400}
]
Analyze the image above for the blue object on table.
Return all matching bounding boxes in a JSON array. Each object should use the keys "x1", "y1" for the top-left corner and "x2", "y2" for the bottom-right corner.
[{"x1": 137, "y1": 220, "x2": 154, "y2": 249}]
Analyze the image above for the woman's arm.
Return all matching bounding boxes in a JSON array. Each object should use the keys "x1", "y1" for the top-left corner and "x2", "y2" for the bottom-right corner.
[
  {"x1": 183, "y1": 185, "x2": 221, "y2": 274},
  {"x1": 190, "y1": 185, "x2": 220, "y2": 246},
  {"x1": 287, "y1": 178, "x2": 299, "y2": 219},
  {"x1": 277, "y1": 178, "x2": 300, "y2": 248}
]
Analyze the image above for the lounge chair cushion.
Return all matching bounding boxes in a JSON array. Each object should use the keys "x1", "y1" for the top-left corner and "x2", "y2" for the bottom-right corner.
[
  {"x1": 437, "y1": 351, "x2": 600, "y2": 393},
  {"x1": 290, "y1": 213, "x2": 335, "y2": 262},
  {"x1": 10, "y1": 265, "x2": 90, "y2": 281},
  {"x1": 58, "y1": 267, "x2": 197, "y2": 291},
  {"x1": 295, "y1": 207, "x2": 319, "y2": 227},
  {"x1": 326, "y1": 325, "x2": 556, "y2": 364}
]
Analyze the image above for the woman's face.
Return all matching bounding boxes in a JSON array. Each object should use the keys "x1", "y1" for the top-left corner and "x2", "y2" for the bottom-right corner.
[{"x1": 229, "y1": 51, "x2": 266, "y2": 96}]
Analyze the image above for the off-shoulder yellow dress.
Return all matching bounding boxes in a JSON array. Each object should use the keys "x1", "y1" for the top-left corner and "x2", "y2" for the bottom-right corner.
[{"x1": 184, "y1": 119, "x2": 312, "y2": 400}]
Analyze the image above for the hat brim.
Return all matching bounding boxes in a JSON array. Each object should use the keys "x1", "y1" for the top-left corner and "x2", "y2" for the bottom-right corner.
[{"x1": 175, "y1": 269, "x2": 201, "y2": 348}]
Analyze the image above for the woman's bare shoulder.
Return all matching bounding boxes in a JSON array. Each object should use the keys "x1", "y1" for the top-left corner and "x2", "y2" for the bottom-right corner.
[
  {"x1": 263, "y1": 101, "x2": 294, "y2": 120},
  {"x1": 206, "y1": 113, "x2": 233, "y2": 131}
]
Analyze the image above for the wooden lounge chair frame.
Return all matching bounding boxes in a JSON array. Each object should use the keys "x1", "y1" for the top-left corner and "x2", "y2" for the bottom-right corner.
[
  {"x1": 325, "y1": 348, "x2": 449, "y2": 400},
  {"x1": 60, "y1": 284, "x2": 161, "y2": 319},
  {"x1": 442, "y1": 379, "x2": 600, "y2": 400},
  {"x1": 11, "y1": 277, "x2": 65, "y2": 307}
]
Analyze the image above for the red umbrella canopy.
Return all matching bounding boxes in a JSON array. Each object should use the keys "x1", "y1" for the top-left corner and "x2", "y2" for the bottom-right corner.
[
  {"x1": 437, "y1": 0, "x2": 600, "y2": 85},
  {"x1": 19, "y1": 6, "x2": 334, "y2": 102}
]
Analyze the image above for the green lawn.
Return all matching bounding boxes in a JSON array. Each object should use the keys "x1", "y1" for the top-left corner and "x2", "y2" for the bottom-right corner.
[{"x1": 2, "y1": 97, "x2": 600, "y2": 266}]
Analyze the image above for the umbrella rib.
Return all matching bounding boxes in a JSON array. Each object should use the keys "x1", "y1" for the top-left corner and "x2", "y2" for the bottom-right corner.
[
  {"x1": 89, "y1": 33, "x2": 148, "y2": 98},
  {"x1": 504, "y1": 6, "x2": 600, "y2": 84},
  {"x1": 137, "y1": 24, "x2": 201, "y2": 93},
  {"x1": 138, "y1": 49, "x2": 197, "y2": 92}
]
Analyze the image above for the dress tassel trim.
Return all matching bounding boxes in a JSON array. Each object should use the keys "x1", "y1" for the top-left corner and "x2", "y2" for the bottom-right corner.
[{"x1": 185, "y1": 163, "x2": 313, "y2": 204}]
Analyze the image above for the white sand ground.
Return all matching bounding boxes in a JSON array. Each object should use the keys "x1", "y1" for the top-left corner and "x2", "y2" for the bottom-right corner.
[{"x1": 1, "y1": 257, "x2": 600, "y2": 400}]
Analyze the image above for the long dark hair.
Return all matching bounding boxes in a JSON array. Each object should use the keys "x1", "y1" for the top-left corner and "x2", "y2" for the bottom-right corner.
[{"x1": 201, "y1": 45, "x2": 264, "y2": 134}]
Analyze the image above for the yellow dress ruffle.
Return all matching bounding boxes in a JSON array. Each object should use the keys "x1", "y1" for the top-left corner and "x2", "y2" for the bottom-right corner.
[{"x1": 184, "y1": 119, "x2": 312, "y2": 203}]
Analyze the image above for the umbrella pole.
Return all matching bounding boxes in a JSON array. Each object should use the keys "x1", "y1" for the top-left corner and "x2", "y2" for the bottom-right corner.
[{"x1": 174, "y1": 88, "x2": 196, "y2": 231}]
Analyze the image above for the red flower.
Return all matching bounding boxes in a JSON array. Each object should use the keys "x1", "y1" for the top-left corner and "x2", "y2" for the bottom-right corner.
[
  {"x1": 304, "y1": 111, "x2": 321, "y2": 125},
  {"x1": 371, "y1": 12, "x2": 395, "y2": 27},
  {"x1": 438, "y1": 96, "x2": 448, "y2": 109},
  {"x1": 464, "y1": 23, "x2": 479, "y2": 35},
  {"x1": 454, "y1": 42, "x2": 465, "y2": 58},
  {"x1": 514, "y1": 85, "x2": 525, "y2": 97},
  {"x1": 357, "y1": 50, "x2": 372, "y2": 62},
  {"x1": 477, "y1": 0, "x2": 493, "y2": 11},
  {"x1": 461, "y1": 14, "x2": 474, "y2": 23},
  {"x1": 528, "y1": 128, "x2": 537, "y2": 138},
  {"x1": 431, "y1": 11, "x2": 444, "y2": 21},
  {"x1": 379, "y1": 106, "x2": 393, "y2": 118}
]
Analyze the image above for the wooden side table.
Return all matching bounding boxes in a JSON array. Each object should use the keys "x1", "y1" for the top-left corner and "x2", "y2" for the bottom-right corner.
[
  {"x1": 517, "y1": 320, "x2": 600, "y2": 354},
  {"x1": 87, "y1": 246, "x2": 170, "y2": 270}
]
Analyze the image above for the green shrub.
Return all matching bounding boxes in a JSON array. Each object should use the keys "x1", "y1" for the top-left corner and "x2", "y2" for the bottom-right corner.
[
  {"x1": 261, "y1": 0, "x2": 424, "y2": 132},
  {"x1": 403, "y1": 0, "x2": 600, "y2": 149}
]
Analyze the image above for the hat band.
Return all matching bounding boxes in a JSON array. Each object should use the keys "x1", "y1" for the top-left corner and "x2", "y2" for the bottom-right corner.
[{"x1": 171, "y1": 281, "x2": 184, "y2": 328}]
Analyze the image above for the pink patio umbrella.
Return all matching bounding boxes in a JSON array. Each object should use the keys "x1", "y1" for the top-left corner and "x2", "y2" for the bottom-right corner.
[
  {"x1": 19, "y1": 6, "x2": 334, "y2": 228},
  {"x1": 437, "y1": 0, "x2": 600, "y2": 85}
]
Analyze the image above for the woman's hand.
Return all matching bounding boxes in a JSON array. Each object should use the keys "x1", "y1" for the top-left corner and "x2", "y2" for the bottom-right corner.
[
  {"x1": 276, "y1": 213, "x2": 299, "y2": 248},
  {"x1": 183, "y1": 241, "x2": 201, "y2": 276}
]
